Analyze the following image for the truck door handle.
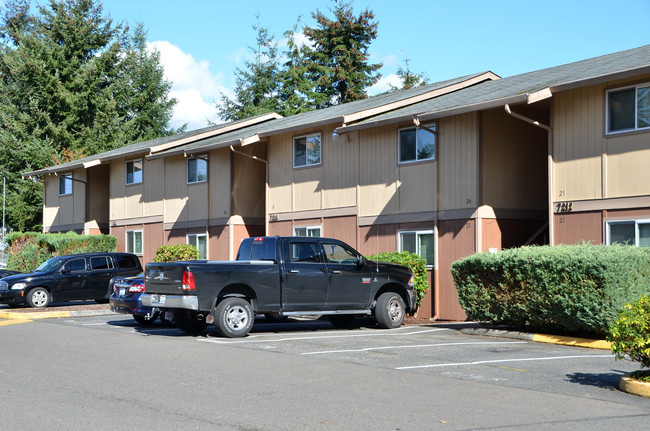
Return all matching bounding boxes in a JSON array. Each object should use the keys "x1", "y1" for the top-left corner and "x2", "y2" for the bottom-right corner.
[
  {"x1": 330, "y1": 270, "x2": 342, "y2": 274},
  {"x1": 289, "y1": 270, "x2": 299, "y2": 273}
]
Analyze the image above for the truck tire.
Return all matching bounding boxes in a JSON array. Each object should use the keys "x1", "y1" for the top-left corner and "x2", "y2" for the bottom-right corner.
[
  {"x1": 174, "y1": 310, "x2": 208, "y2": 334},
  {"x1": 375, "y1": 292, "x2": 406, "y2": 329},
  {"x1": 214, "y1": 298, "x2": 254, "y2": 338},
  {"x1": 27, "y1": 287, "x2": 50, "y2": 308}
]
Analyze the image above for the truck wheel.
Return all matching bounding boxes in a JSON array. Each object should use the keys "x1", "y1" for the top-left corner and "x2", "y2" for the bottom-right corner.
[
  {"x1": 27, "y1": 287, "x2": 50, "y2": 308},
  {"x1": 328, "y1": 314, "x2": 355, "y2": 328},
  {"x1": 375, "y1": 292, "x2": 405, "y2": 329},
  {"x1": 214, "y1": 298, "x2": 254, "y2": 338},
  {"x1": 174, "y1": 310, "x2": 208, "y2": 334}
]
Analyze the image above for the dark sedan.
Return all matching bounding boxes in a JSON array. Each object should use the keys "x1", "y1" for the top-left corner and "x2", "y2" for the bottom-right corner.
[{"x1": 110, "y1": 273, "x2": 170, "y2": 325}]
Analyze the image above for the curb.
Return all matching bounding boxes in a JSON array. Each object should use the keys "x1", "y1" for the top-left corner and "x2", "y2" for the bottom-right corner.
[
  {"x1": 0, "y1": 308, "x2": 117, "y2": 320},
  {"x1": 460, "y1": 327, "x2": 611, "y2": 350},
  {"x1": 619, "y1": 375, "x2": 650, "y2": 398}
]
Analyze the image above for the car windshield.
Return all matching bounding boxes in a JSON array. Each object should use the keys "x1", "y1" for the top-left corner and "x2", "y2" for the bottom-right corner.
[{"x1": 34, "y1": 258, "x2": 64, "y2": 272}]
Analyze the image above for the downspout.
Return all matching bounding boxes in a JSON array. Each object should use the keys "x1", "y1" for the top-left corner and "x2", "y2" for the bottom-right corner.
[
  {"x1": 230, "y1": 145, "x2": 269, "y2": 236},
  {"x1": 504, "y1": 104, "x2": 554, "y2": 245}
]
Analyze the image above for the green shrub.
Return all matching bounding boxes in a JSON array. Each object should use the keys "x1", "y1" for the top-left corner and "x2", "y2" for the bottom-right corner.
[
  {"x1": 153, "y1": 244, "x2": 200, "y2": 262},
  {"x1": 367, "y1": 251, "x2": 428, "y2": 306},
  {"x1": 451, "y1": 244, "x2": 650, "y2": 336},
  {"x1": 608, "y1": 295, "x2": 650, "y2": 369},
  {"x1": 6, "y1": 231, "x2": 117, "y2": 272}
]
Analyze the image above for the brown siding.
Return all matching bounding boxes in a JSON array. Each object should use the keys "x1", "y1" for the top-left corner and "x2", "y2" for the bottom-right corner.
[
  {"x1": 438, "y1": 219, "x2": 475, "y2": 321},
  {"x1": 209, "y1": 225, "x2": 229, "y2": 260},
  {"x1": 323, "y1": 216, "x2": 357, "y2": 249},
  {"x1": 269, "y1": 221, "x2": 292, "y2": 236},
  {"x1": 87, "y1": 164, "x2": 110, "y2": 230},
  {"x1": 554, "y1": 211, "x2": 603, "y2": 245},
  {"x1": 143, "y1": 223, "x2": 164, "y2": 263}
]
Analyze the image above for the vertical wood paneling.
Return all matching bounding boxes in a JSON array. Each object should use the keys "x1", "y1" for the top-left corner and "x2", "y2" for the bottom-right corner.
[
  {"x1": 43, "y1": 175, "x2": 60, "y2": 229},
  {"x1": 438, "y1": 219, "x2": 474, "y2": 320},
  {"x1": 554, "y1": 211, "x2": 603, "y2": 245},
  {"x1": 143, "y1": 158, "x2": 164, "y2": 217},
  {"x1": 399, "y1": 162, "x2": 436, "y2": 212},
  {"x1": 72, "y1": 168, "x2": 86, "y2": 224},
  {"x1": 109, "y1": 158, "x2": 126, "y2": 220},
  {"x1": 322, "y1": 216, "x2": 357, "y2": 248},
  {"x1": 359, "y1": 125, "x2": 398, "y2": 216},
  {"x1": 164, "y1": 156, "x2": 188, "y2": 223},
  {"x1": 268, "y1": 134, "x2": 292, "y2": 213},
  {"x1": 210, "y1": 148, "x2": 231, "y2": 219},
  {"x1": 323, "y1": 125, "x2": 357, "y2": 208},
  {"x1": 439, "y1": 113, "x2": 478, "y2": 210},
  {"x1": 232, "y1": 145, "x2": 265, "y2": 218}
]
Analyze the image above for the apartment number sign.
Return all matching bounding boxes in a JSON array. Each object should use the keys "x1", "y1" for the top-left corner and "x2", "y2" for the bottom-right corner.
[{"x1": 556, "y1": 202, "x2": 573, "y2": 213}]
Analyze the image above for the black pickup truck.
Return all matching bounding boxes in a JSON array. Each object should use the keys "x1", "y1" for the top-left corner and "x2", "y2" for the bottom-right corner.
[{"x1": 142, "y1": 236, "x2": 416, "y2": 337}]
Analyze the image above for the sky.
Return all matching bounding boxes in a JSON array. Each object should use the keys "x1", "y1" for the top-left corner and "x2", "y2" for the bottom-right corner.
[{"x1": 6, "y1": 0, "x2": 650, "y2": 130}]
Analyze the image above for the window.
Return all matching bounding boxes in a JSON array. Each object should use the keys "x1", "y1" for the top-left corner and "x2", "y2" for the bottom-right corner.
[
  {"x1": 322, "y1": 242, "x2": 358, "y2": 264},
  {"x1": 125, "y1": 159, "x2": 143, "y2": 185},
  {"x1": 607, "y1": 83, "x2": 650, "y2": 133},
  {"x1": 289, "y1": 241, "x2": 321, "y2": 263},
  {"x1": 293, "y1": 133, "x2": 321, "y2": 168},
  {"x1": 115, "y1": 254, "x2": 139, "y2": 269},
  {"x1": 187, "y1": 155, "x2": 208, "y2": 184},
  {"x1": 63, "y1": 258, "x2": 86, "y2": 272},
  {"x1": 606, "y1": 220, "x2": 650, "y2": 247},
  {"x1": 399, "y1": 230, "x2": 435, "y2": 266},
  {"x1": 58, "y1": 173, "x2": 72, "y2": 196},
  {"x1": 293, "y1": 226, "x2": 321, "y2": 237},
  {"x1": 90, "y1": 256, "x2": 112, "y2": 270},
  {"x1": 398, "y1": 124, "x2": 436, "y2": 163},
  {"x1": 187, "y1": 233, "x2": 207, "y2": 259},
  {"x1": 126, "y1": 230, "x2": 143, "y2": 255}
]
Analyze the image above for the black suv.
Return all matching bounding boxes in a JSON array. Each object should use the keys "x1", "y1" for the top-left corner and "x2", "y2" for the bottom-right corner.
[{"x1": 0, "y1": 253, "x2": 142, "y2": 308}]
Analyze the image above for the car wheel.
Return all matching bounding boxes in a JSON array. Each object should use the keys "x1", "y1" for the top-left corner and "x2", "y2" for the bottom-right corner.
[
  {"x1": 328, "y1": 314, "x2": 355, "y2": 328},
  {"x1": 26, "y1": 287, "x2": 51, "y2": 308},
  {"x1": 133, "y1": 312, "x2": 159, "y2": 325},
  {"x1": 174, "y1": 310, "x2": 207, "y2": 334},
  {"x1": 375, "y1": 292, "x2": 406, "y2": 329},
  {"x1": 214, "y1": 298, "x2": 254, "y2": 338},
  {"x1": 263, "y1": 312, "x2": 288, "y2": 323}
]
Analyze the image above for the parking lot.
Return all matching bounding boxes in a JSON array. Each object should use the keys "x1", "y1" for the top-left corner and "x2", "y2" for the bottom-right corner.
[{"x1": 1, "y1": 312, "x2": 648, "y2": 430}]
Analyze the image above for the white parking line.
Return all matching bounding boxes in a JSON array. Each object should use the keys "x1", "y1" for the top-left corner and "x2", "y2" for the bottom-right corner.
[
  {"x1": 82, "y1": 322, "x2": 109, "y2": 326},
  {"x1": 199, "y1": 328, "x2": 450, "y2": 344},
  {"x1": 396, "y1": 354, "x2": 614, "y2": 370},
  {"x1": 302, "y1": 341, "x2": 527, "y2": 355}
]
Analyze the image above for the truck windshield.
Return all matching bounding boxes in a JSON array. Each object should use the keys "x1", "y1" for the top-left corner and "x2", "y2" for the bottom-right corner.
[{"x1": 35, "y1": 258, "x2": 64, "y2": 272}]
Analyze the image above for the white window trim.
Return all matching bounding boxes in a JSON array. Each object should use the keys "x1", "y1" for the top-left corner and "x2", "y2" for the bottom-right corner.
[
  {"x1": 58, "y1": 172, "x2": 72, "y2": 196},
  {"x1": 397, "y1": 229, "x2": 435, "y2": 268},
  {"x1": 126, "y1": 230, "x2": 143, "y2": 255},
  {"x1": 187, "y1": 155, "x2": 208, "y2": 184},
  {"x1": 186, "y1": 233, "x2": 208, "y2": 259},
  {"x1": 606, "y1": 82, "x2": 650, "y2": 135},
  {"x1": 605, "y1": 219, "x2": 650, "y2": 246},
  {"x1": 293, "y1": 133, "x2": 322, "y2": 168},
  {"x1": 397, "y1": 123, "x2": 437, "y2": 165},
  {"x1": 293, "y1": 225, "x2": 322, "y2": 237},
  {"x1": 125, "y1": 159, "x2": 143, "y2": 185}
]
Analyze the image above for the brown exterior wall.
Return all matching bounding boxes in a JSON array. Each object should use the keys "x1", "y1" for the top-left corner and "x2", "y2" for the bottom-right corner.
[
  {"x1": 209, "y1": 225, "x2": 229, "y2": 261},
  {"x1": 554, "y1": 211, "x2": 603, "y2": 245},
  {"x1": 438, "y1": 219, "x2": 475, "y2": 321},
  {"x1": 111, "y1": 222, "x2": 164, "y2": 267}
]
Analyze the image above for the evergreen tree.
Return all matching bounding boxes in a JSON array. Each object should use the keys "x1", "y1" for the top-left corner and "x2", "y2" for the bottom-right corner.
[
  {"x1": 389, "y1": 58, "x2": 429, "y2": 92},
  {"x1": 216, "y1": 17, "x2": 281, "y2": 121},
  {"x1": 0, "y1": 0, "x2": 178, "y2": 232},
  {"x1": 302, "y1": 0, "x2": 382, "y2": 107}
]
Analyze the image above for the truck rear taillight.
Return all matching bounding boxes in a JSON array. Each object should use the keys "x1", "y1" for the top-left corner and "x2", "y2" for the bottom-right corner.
[
  {"x1": 182, "y1": 270, "x2": 196, "y2": 291},
  {"x1": 128, "y1": 284, "x2": 145, "y2": 293}
]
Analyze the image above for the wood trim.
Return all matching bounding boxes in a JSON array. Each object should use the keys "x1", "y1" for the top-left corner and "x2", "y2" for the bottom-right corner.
[
  {"x1": 554, "y1": 195, "x2": 650, "y2": 213},
  {"x1": 43, "y1": 223, "x2": 85, "y2": 233},
  {"x1": 270, "y1": 206, "x2": 357, "y2": 222},
  {"x1": 111, "y1": 215, "x2": 163, "y2": 227}
]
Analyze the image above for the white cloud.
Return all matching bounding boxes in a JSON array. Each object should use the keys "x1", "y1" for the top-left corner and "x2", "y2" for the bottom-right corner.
[
  {"x1": 148, "y1": 41, "x2": 228, "y2": 130},
  {"x1": 367, "y1": 73, "x2": 401, "y2": 96}
]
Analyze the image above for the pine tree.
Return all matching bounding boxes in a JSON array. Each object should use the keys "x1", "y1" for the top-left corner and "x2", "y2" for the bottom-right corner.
[
  {"x1": 0, "y1": 0, "x2": 178, "y2": 232},
  {"x1": 389, "y1": 58, "x2": 429, "y2": 92},
  {"x1": 302, "y1": 0, "x2": 382, "y2": 107},
  {"x1": 216, "y1": 17, "x2": 281, "y2": 121}
]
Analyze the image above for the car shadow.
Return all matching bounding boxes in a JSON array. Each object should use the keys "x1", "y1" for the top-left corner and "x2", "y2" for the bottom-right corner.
[{"x1": 565, "y1": 371, "x2": 628, "y2": 390}]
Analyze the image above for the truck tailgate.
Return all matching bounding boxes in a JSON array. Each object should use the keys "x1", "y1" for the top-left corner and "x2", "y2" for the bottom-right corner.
[{"x1": 144, "y1": 264, "x2": 186, "y2": 294}]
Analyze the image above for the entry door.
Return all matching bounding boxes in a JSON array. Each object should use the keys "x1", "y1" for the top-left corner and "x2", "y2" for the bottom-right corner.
[
  {"x1": 282, "y1": 239, "x2": 329, "y2": 311},
  {"x1": 322, "y1": 241, "x2": 372, "y2": 309}
]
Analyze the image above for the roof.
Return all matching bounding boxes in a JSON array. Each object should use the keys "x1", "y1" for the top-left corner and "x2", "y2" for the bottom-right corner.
[{"x1": 337, "y1": 44, "x2": 650, "y2": 132}]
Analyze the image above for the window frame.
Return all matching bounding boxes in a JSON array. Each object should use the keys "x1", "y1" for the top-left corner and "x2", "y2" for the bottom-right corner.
[
  {"x1": 293, "y1": 225, "x2": 322, "y2": 237},
  {"x1": 605, "y1": 219, "x2": 650, "y2": 246},
  {"x1": 58, "y1": 172, "x2": 73, "y2": 196},
  {"x1": 606, "y1": 82, "x2": 650, "y2": 134},
  {"x1": 186, "y1": 233, "x2": 208, "y2": 259},
  {"x1": 126, "y1": 230, "x2": 143, "y2": 255},
  {"x1": 397, "y1": 123, "x2": 437, "y2": 165},
  {"x1": 397, "y1": 229, "x2": 435, "y2": 268},
  {"x1": 293, "y1": 133, "x2": 322, "y2": 168},
  {"x1": 187, "y1": 155, "x2": 208, "y2": 184},
  {"x1": 125, "y1": 159, "x2": 143, "y2": 185}
]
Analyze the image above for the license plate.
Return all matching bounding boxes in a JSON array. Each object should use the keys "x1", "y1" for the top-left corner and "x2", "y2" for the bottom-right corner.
[
  {"x1": 119, "y1": 288, "x2": 126, "y2": 296},
  {"x1": 151, "y1": 294, "x2": 166, "y2": 305}
]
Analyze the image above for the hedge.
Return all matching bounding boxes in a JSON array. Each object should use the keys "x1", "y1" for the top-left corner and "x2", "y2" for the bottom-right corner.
[
  {"x1": 6, "y1": 231, "x2": 117, "y2": 272},
  {"x1": 153, "y1": 244, "x2": 200, "y2": 262},
  {"x1": 608, "y1": 295, "x2": 650, "y2": 369},
  {"x1": 367, "y1": 251, "x2": 428, "y2": 306},
  {"x1": 451, "y1": 244, "x2": 650, "y2": 336}
]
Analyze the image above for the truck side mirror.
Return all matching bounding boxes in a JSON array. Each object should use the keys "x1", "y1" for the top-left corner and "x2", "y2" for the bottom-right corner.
[
  {"x1": 357, "y1": 255, "x2": 366, "y2": 269},
  {"x1": 61, "y1": 267, "x2": 71, "y2": 274}
]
